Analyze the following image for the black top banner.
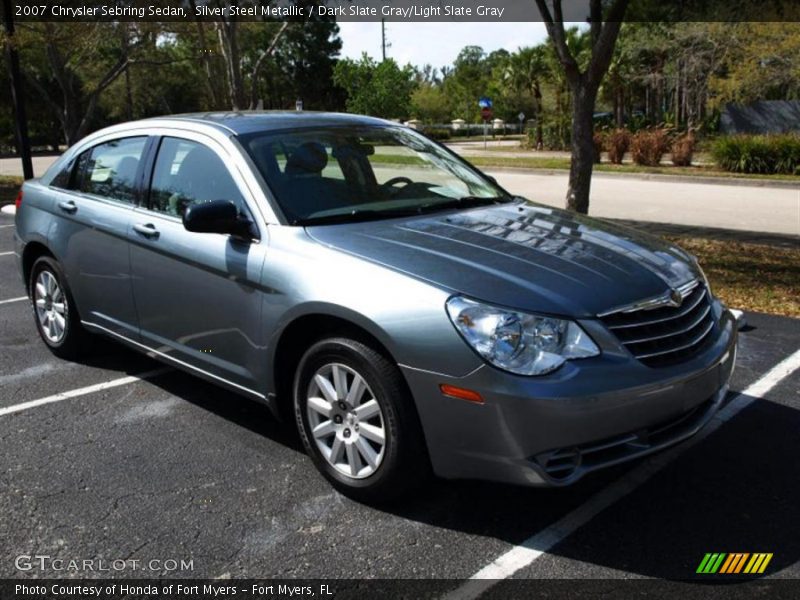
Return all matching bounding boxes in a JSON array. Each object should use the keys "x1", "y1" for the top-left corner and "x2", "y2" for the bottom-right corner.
[{"x1": 5, "y1": 0, "x2": 800, "y2": 22}]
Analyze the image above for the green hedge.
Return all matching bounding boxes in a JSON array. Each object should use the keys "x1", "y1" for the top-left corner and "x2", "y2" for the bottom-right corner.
[
  {"x1": 423, "y1": 128, "x2": 452, "y2": 141},
  {"x1": 711, "y1": 134, "x2": 800, "y2": 175}
]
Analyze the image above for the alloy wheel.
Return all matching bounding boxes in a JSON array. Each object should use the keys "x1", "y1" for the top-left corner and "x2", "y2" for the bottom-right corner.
[
  {"x1": 34, "y1": 269, "x2": 67, "y2": 344},
  {"x1": 306, "y1": 363, "x2": 386, "y2": 479}
]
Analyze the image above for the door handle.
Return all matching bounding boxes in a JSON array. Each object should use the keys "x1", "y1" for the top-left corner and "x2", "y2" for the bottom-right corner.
[
  {"x1": 133, "y1": 223, "x2": 160, "y2": 239},
  {"x1": 58, "y1": 200, "x2": 77, "y2": 214}
]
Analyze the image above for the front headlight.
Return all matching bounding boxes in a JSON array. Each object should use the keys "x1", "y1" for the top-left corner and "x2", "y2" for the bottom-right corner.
[{"x1": 446, "y1": 296, "x2": 599, "y2": 376}]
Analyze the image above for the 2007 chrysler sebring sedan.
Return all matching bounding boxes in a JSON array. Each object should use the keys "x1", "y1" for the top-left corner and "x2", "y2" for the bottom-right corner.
[{"x1": 15, "y1": 112, "x2": 737, "y2": 501}]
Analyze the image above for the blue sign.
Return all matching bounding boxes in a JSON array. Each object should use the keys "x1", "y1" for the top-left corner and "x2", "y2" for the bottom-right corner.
[{"x1": 478, "y1": 97, "x2": 493, "y2": 108}]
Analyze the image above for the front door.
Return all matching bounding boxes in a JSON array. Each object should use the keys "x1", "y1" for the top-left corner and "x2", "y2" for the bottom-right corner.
[{"x1": 128, "y1": 135, "x2": 268, "y2": 395}]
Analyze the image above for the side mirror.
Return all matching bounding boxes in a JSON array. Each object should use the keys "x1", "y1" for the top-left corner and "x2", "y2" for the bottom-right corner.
[{"x1": 183, "y1": 200, "x2": 255, "y2": 239}]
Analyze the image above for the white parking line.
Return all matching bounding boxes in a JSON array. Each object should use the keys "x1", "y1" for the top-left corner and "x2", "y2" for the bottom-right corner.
[
  {"x1": 449, "y1": 348, "x2": 800, "y2": 597},
  {"x1": 0, "y1": 296, "x2": 27, "y2": 305},
  {"x1": 0, "y1": 224, "x2": 15, "y2": 228},
  {"x1": 0, "y1": 367, "x2": 171, "y2": 417},
  {"x1": 0, "y1": 251, "x2": 14, "y2": 257}
]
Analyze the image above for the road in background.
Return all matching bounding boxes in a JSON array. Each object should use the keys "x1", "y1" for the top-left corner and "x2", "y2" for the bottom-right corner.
[
  {"x1": 0, "y1": 155, "x2": 58, "y2": 178},
  {"x1": 486, "y1": 169, "x2": 800, "y2": 236}
]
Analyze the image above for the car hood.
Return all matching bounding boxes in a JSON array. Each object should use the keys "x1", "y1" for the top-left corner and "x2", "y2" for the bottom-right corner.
[{"x1": 305, "y1": 202, "x2": 700, "y2": 317}]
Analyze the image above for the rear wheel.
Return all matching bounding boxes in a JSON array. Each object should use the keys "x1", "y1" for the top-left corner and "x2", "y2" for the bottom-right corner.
[
  {"x1": 294, "y1": 337, "x2": 428, "y2": 502},
  {"x1": 29, "y1": 256, "x2": 88, "y2": 359}
]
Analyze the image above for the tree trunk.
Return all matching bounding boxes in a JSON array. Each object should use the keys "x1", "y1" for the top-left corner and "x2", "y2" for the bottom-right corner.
[
  {"x1": 535, "y1": 0, "x2": 628, "y2": 215},
  {"x1": 248, "y1": 21, "x2": 289, "y2": 110},
  {"x1": 566, "y1": 89, "x2": 596, "y2": 214},
  {"x1": 533, "y1": 84, "x2": 544, "y2": 149},
  {"x1": 216, "y1": 21, "x2": 245, "y2": 110},
  {"x1": 191, "y1": 8, "x2": 221, "y2": 108},
  {"x1": 124, "y1": 66, "x2": 133, "y2": 120}
]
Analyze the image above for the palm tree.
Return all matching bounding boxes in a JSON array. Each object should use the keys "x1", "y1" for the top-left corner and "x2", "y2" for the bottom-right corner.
[{"x1": 508, "y1": 46, "x2": 549, "y2": 148}]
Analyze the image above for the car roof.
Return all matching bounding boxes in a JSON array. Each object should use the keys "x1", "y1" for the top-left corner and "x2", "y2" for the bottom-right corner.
[{"x1": 147, "y1": 111, "x2": 395, "y2": 136}]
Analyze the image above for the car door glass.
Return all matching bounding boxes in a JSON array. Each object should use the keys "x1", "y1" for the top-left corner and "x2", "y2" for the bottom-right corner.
[
  {"x1": 78, "y1": 137, "x2": 147, "y2": 203},
  {"x1": 149, "y1": 138, "x2": 247, "y2": 218},
  {"x1": 50, "y1": 157, "x2": 77, "y2": 190}
]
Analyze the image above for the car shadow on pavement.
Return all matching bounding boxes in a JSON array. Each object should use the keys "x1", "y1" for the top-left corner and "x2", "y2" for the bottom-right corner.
[
  {"x1": 74, "y1": 336, "x2": 164, "y2": 374},
  {"x1": 97, "y1": 338, "x2": 634, "y2": 544},
  {"x1": 69, "y1": 339, "x2": 799, "y2": 581},
  {"x1": 520, "y1": 393, "x2": 800, "y2": 580},
  {"x1": 124, "y1": 357, "x2": 307, "y2": 455}
]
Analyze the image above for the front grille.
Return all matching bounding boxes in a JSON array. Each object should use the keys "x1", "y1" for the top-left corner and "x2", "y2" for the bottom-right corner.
[{"x1": 600, "y1": 282, "x2": 716, "y2": 367}]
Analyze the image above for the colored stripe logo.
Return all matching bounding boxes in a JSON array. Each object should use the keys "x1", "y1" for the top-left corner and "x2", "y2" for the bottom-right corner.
[{"x1": 697, "y1": 553, "x2": 773, "y2": 574}]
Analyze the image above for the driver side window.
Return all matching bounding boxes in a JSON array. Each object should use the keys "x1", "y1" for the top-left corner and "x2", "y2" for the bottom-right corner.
[{"x1": 149, "y1": 137, "x2": 247, "y2": 218}]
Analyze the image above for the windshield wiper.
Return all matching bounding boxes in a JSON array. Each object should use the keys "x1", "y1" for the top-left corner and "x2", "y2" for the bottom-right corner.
[
  {"x1": 295, "y1": 207, "x2": 425, "y2": 227},
  {"x1": 296, "y1": 196, "x2": 510, "y2": 226},
  {"x1": 415, "y1": 195, "x2": 509, "y2": 213}
]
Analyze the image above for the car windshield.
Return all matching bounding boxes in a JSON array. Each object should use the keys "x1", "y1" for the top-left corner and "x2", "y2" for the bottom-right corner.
[{"x1": 238, "y1": 125, "x2": 512, "y2": 225}]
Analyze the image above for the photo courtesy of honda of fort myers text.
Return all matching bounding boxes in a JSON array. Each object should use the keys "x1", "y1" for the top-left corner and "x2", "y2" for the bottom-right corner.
[{"x1": 2, "y1": 0, "x2": 800, "y2": 599}]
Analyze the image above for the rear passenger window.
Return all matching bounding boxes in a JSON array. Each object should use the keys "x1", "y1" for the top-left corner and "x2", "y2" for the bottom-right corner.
[
  {"x1": 50, "y1": 157, "x2": 77, "y2": 190},
  {"x1": 78, "y1": 137, "x2": 147, "y2": 204},
  {"x1": 149, "y1": 138, "x2": 247, "y2": 218}
]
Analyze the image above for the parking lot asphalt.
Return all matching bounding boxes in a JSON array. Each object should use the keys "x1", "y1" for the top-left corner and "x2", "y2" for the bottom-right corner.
[{"x1": 1, "y1": 209, "x2": 799, "y2": 586}]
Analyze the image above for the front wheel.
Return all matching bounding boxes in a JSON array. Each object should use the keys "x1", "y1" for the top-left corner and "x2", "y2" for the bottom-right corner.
[
  {"x1": 293, "y1": 337, "x2": 428, "y2": 503},
  {"x1": 29, "y1": 256, "x2": 88, "y2": 359}
]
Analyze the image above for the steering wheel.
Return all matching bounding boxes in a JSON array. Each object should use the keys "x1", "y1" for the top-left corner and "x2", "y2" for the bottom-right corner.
[{"x1": 381, "y1": 176, "x2": 414, "y2": 196}]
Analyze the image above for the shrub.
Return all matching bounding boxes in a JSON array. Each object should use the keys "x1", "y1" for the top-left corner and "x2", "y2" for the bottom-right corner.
[
  {"x1": 540, "y1": 114, "x2": 571, "y2": 150},
  {"x1": 671, "y1": 133, "x2": 696, "y2": 166},
  {"x1": 523, "y1": 129, "x2": 536, "y2": 149},
  {"x1": 773, "y1": 135, "x2": 800, "y2": 175},
  {"x1": 630, "y1": 129, "x2": 670, "y2": 166},
  {"x1": 593, "y1": 132, "x2": 604, "y2": 163},
  {"x1": 712, "y1": 134, "x2": 800, "y2": 175},
  {"x1": 423, "y1": 128, "x2": 451, "y2": 141},
  {"x1": 605, "y1": 128, "x2": 630, "y2": 164}
]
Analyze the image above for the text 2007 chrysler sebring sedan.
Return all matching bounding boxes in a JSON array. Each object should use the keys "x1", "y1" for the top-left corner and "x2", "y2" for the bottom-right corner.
[{"x1": 15, "y1": 112, "x2": 737, "y2": 501}]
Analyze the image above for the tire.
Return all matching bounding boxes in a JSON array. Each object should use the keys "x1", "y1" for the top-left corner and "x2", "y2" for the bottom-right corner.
[
  {"x1": 293, "y1": 337, "x2": 429, "y2": 503},
  {"x1": 29, "y1": 256, "x2": 88, "y2": 360}
]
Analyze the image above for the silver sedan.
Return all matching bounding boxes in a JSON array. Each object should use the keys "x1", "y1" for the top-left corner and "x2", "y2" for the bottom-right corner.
[{"x1": 14, "y1": 112, "x2": 737, "y2": 501}]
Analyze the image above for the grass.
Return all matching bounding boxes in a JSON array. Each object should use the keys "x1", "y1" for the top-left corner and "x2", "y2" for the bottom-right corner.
[
  {"x1": 463, "y1": 156, "x2": 800, "y2": 182},
  {"x1": 446, "y1": 134, "x2": 524, "y2": 142},
  {"x1": 665, "y1": 237, "x2": 800, "y2": 318},
  {"x1": 374, "y1": 151, "x2": 799, "y2": 182},
  {"x1": 0, "y1": 176, "x2": 22, "y2": 206}
]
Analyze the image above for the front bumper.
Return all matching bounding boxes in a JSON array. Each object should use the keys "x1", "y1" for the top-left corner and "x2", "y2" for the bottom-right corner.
[{"x1": 402, "y1": 306, "x2": 738, "y2": 487}]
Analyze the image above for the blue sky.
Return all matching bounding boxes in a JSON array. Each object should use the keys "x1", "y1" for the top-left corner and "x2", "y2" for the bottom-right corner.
[{"x1": 337, "y1": 22, "x2": 549, "y2": 70}]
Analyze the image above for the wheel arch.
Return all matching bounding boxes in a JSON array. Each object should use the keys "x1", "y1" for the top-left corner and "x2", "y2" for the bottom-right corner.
[
  {"x1": 21, "y1": 241, "x2": 56, "y2": 295},
  {"x1": 269, "y1": 307, "x2": 406, "y2": 421}
]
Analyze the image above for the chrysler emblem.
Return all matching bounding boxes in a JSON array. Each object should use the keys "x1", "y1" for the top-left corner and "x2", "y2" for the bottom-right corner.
[{"x1": 668, "y1": 288, "x2": 683, "y2": 307}]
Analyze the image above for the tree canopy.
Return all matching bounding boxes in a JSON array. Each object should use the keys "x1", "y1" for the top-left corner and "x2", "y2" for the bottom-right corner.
[{"x1": 2, "y1": 20, "x2": 799, "y2": 151}]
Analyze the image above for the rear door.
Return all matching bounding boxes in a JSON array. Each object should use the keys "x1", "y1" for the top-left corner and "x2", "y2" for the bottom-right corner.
[
  {"x1": 47, "y1": 135, "x2": 149, "y2": 339},
  {"x1": 128, "y1": 133, "x2": 268, "y2": 396}
]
